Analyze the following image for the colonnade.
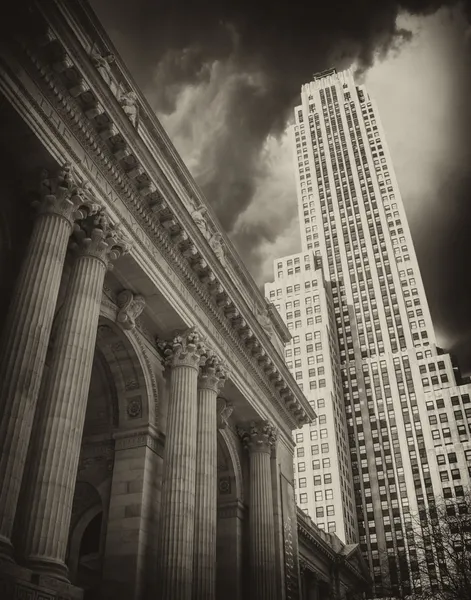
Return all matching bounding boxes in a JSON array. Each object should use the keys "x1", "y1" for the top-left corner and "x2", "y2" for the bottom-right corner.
[
  {"x1": 157, "y1": 333, "x2": 279, "y2": 600},
  {"x1": 0, "y1": 164, "x2": 281, "y2": 600},
  {"x1": 0, "y1": 165, "x2": 128, "y2": 573}
]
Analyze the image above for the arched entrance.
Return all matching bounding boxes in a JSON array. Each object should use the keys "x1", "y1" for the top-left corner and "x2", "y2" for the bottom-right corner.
[
  {"x1": 66, "y1": 315, "x2": 155, "y2": 598},
  {"x1": 216, "y1": 427, "x2": 247, "y2": 600}
]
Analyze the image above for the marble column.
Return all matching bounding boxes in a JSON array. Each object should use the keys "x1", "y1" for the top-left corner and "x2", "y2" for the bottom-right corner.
[
  {"x1": 19, "y1": 211, "x2": 128, "y2": 579},
  {"x1": 193, "y1": 354, "x2": 227, "y2": 600},
  {"x1": 0, "y1": 164, "x2": 89, "y2": 559},
  {"x1": 238, "y1": 420, "x2": 278, "y2": 600},
  {"x1": 157, "y1": 329, "x2": 207, "y2": 600}
]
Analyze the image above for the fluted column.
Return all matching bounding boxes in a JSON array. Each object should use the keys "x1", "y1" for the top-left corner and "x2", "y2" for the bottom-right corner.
[
  {"x1": 19, "y1": 211, "x2": 129, "y2": 579},
  {"x1": 238, "y1": 420, "x2": 278, "y2": 600},
  {"x1": 0, "y1": 164, "x2": 90, "y2": 559},
  {"x1": 157, "y1": 330, "x2": 207, "y2": 600},
  {"x1": 193, "y1": 354, "x2": 227, "y2": 600}
]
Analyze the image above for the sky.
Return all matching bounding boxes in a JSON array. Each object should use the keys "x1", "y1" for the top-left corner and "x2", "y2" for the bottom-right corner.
[{"x1": 90, "y1": 0, "x2": 471, "y2": 371}]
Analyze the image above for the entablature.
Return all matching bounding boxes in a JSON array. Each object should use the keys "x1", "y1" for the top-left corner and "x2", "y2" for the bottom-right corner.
[{"x1": 1, "y1": 1, "x2": 315, "y2": 430}]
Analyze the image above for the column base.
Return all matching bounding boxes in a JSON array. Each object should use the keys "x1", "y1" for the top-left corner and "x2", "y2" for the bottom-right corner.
[
  {"x1": 23, "y1": 555, "x2": 70, "y2": 582},
  {"x1": 0, "y1": 536, "x2": 15, "y2": 563},
  {"x1": 0, "y1": 558, "x2": 83, "y2": 599}
]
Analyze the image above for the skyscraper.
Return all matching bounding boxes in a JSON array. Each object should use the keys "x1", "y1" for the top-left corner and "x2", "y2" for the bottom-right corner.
[{"x1": 265, "y1": 67, "x2": 471, "y2": 598}]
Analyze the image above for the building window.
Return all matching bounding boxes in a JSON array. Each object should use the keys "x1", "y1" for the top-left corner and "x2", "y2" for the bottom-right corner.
[{"x1": 299, "y1": 493, "x2": 308, "y2": 504}]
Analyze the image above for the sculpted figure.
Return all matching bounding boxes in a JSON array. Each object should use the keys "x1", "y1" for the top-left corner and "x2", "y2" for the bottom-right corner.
[
  {"x1": 257, "y1": 306, "x2": 274, "y2": 336},
  {"x1": 209, "y1": 231, "x2": 225, "y2": 265},
  {"x1": 119, "y1": 90, "x2": 139, "y2": 126},
  {"x1": 191, "y1": 204, "x2": 208, "y2": 236},
  {"x1": 90, "y1": 46, "x2": 115, "y2": 87}
]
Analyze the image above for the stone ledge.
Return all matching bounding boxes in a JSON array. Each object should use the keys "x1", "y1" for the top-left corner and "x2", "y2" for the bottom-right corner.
[{"x1": 0, "y1": 559, "x2": 83, "y2": 600}]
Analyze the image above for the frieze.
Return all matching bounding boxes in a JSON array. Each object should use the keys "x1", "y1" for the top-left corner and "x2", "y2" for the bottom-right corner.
[
  {"x1": 217, "y1": 500, "x2": 246, "y2": 520},
  {"x1": 113, "y1": 428, "x2": 164, "y2": 457},
  {"x1": 4, "y1": 30, "x2": 311, "y2": 429},
  {"x1": 79, "y1": 440, "x2": 114, "y2": 459}
]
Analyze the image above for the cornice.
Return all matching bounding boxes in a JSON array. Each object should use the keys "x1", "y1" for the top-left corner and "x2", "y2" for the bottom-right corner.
[
  {"x1": 297, "y1": 508, "x2": 336, "y2": 561},
  {"x1": 36, "y1": 0, "x2": 305, "y2": 399},
  {"x1": 4, "y1": 9, "x2": 313, "y2": 429},
  {"x1": 61, "y1": 0, "x2": 286, "y2": 325},
  {"x1": 298, "y1": 557, "x2": 329, "y2": 584}
]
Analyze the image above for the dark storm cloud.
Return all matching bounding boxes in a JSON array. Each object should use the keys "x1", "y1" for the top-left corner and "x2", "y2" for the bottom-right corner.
[
  {"x1": 91, "y1": 0, "x2": 469, "y2": 228},
  {"x1": 90, "y1": 0, "x2": 471, "y2": 368}
]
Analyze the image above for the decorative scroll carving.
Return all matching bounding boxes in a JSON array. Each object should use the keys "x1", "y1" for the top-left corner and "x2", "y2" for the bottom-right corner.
[
  {"x1": 237, "y1": 419, "x2": 278, "y2": 453},
  {"x1": 217, "y1": 397, "x2": 234, "y2": 430},
  {"x1": 199, "y1": 352, "x2": 227, "y2": 393},
  {"x1": 116, "y1": 289, "x2": 146, "y2": 331},
  {"x1": 157, "y1": 327, "x2": 207, "y2": 369}
]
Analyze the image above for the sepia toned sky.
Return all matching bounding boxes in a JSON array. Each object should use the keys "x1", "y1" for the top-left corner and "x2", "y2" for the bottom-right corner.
[{"x1": 90, "y1": 0, "x2": 471, "y2": 371}]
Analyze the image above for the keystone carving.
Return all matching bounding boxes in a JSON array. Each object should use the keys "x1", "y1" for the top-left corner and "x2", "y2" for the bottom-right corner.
[
  {"x1": 116, "y1": 289, "x2": 146, "y2": 331},
  {"x1": 217, "y1": 397, "x2": 234, "y2": 430}
]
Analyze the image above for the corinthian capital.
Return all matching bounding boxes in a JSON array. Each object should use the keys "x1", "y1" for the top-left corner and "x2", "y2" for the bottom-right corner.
[
  {"x1": 35, "y1": 163, "x2": 93, "y2": 225},
  {"x1": 116, "y1": 289, "x2": 146, "y2": 331},
  {"x1": 198, "y1": 352, "x2": 228, "y2": 393},
  {"x1": 70, "y1": 210, "x2": 131, "y2": 268},
  {"x1": 237, "y1": 420, "x2": 277, "y2": 454},
  {"x1": 157, "y1": 328, "x2": 207, "y2": 370}
]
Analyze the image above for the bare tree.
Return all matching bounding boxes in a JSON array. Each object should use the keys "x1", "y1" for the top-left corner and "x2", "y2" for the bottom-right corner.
[
  {"x1": 347, "y1": 492, "x2": 471, "y2": 600},
  {"x1": 379, "y1": 492, "x2": 471, "y2": 600},
  {"x1": 410, "y1": 490, "x2": 471, "y2": 600}
]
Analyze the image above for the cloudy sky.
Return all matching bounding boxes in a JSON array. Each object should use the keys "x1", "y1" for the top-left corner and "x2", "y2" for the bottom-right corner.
[{"x1": 90, "y1": 0, "x2": 471, "y2": 371}]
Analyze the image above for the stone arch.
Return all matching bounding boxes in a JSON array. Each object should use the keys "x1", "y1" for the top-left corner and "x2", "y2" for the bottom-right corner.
[
  {"x1": 218, "y1": 428, "x2": 244, "y2": 503},
  {"x1": 95, "y1": 311, "x2": 155, "y2": 429},
  {"x1": 217, "y1": 428, "x2": 246, "y2": 600},
  {"x1": 68, "y1": 503, "x2": 103, "y2": 584}
]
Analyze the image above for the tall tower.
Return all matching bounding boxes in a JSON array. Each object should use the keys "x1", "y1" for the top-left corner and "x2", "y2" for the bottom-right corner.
[{"x1": 265, "y1": 67, "x2": 471, "y2": 598}]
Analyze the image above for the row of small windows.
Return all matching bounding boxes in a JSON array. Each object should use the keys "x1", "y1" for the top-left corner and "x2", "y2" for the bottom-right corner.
[
  {"x1": 422, "y1": 374, "x2": 449, "y2": 387},
  {"x1": 269, "y1": 281, "x2": 319, "y2": 298},
  {"x1": 299, "y1": 489, "x2": 334, "y2": 502},
  {"x1": 296, "y1": 473, "x2": 332, "y2": 487}
]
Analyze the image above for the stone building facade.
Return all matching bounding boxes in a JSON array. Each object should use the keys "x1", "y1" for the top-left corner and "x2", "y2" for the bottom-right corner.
[{"x1": 0, "y1": 2, "x2": 370, "y2": 599}]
